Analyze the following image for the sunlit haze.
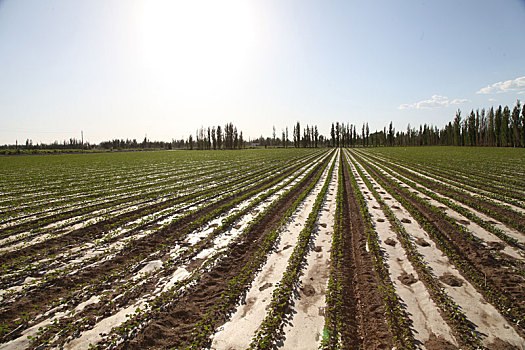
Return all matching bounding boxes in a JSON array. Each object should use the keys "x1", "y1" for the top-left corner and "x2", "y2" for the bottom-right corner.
[{"x1": 0, "y1": 0, "x2": 524, "y2": 144}]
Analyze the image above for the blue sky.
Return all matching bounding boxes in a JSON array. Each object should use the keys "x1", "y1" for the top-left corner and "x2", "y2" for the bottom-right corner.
[{"x1": 1, "y1": 0, "x2": 524, "y2": 144}]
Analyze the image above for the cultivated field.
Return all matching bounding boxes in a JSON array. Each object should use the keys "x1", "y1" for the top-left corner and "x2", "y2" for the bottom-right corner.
[{"x1": 0, "y1": 147, "x2": 524, "y2": 349}]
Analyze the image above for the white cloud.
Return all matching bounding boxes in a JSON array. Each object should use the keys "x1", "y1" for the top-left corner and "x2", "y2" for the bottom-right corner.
[
  {"x1": 398, "y1": 95, "x2": 469, "y2": 110},
  {"x1": 488, "y1": 98, "x2": 498, "y2": 102},
  {"x1": 450, "y1": 98, "x2": 470, "y2": 105},
  {"x1": 476, "y1": 76, "x2": 525, "y2": 94}
]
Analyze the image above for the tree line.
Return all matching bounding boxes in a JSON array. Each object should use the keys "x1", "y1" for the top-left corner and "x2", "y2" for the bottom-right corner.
[
  {"x1": 3, "y1": 100, "x2": 524, "y2": 153},
  {"x1": 330, "y1": 100, "x2": 525, "y2": 148}
]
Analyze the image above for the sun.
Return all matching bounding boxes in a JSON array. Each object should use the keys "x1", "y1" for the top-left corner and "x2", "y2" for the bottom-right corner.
[{"x1": 134, "y1": 0, "x2": 260, "y2": 100}]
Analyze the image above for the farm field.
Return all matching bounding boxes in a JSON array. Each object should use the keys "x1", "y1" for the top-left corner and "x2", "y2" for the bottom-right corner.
[{"x1": 0, "y1": 147, "x2": 524, "y2": 349}]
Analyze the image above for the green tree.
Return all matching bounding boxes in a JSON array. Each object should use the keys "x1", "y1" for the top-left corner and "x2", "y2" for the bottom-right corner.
[
  {"x1": 521, "y1": 103, "x2": 525, "y2": 147},
  {"x1": 502, "y1": 106, "x2": 510, "y2": 147},
  {"x1": 488, "y1": 107, "x2": 495, "y2": 147},
  {"x1": 511, "y1": 100, "x2": 521, "y2": 147},
  {"x1": 216, "y1": 125, "x2": 222, "y2": 149},
  {"x1": 495, "y1": 106, "x2": 502, "y2": 147},
  {"x1": 467, "y1": 110, "x2": 476, "y2": 146},
  {"x1": 330, "y1": 123, "x2": 335, "y2": 147},
  {"x1": 453, "y1": 109, "x2": 461, "y2": 146},
  {"x1": 366, "y1": 123, "x2": 370, "y2": 147},
  {"x1": 388, "y1": 121, "x2": 394, "y2": 146}
]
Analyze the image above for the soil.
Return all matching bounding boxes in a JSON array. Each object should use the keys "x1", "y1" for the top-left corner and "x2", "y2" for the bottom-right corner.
[
  {"x1": 439, "y1": 273, "x2": 463, "y2": 287},
  {"x1": 339, "y1": 159, "x2": 393, "y2": 349},
  {"x1": 487, "y1": 338, "x2": 521, "y2": 350},
  {"x1": 259, "y1": 282, "x2": 273, "y2": 292},
  {"x1": 361, "y1": 158, "x2": 525, "y2": 338},
  {"x1": 108, "y1": 155, "x2": 330, "y2": 349},
  {"x1": 398, "y1": 272, "x2": 417, "y2": 286},
  {"x1": 0, "y1": 165, "x2": 289, "y2": 267},
  {"x1": 384, "y1": 237, "x2": 397, "y2": 246},
  {"x1": 393, "y1": 163, "x2": 525, "y2": 234},
  {"x1": 415, "y1": 237, "x2": 430, "y2": 247},
  {"x1": 424, "y1": 334, "x2": 458, "y2": 350},
  {"x1": 487, "y1": 241, "x2": 505, "y2": 250},
  {"x1": 0, "y1": 159, "x2": 312, "y2": 343},
  {"x1": 300, "y1": 284, "x2": 316, "y2": 297}
]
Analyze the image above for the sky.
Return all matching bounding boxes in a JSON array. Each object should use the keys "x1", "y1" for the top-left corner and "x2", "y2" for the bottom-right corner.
[{"x1": 0, "y1": 0, "x2": 524, "y2": 145}]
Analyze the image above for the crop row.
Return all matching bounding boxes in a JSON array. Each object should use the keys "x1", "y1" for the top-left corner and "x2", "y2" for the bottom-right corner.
[
  {"x1": 0, "y1": 150, "x2": 329, "y2": 345},
  {"x1": 345, "y1": 150, "x2": 482, "y2": 348},
  {"x1": 96, "y1": 151, "x2": 335, "y2": 349},
  {"x1": 349, "y1": 149, "x2": 525, "y2": 338},
  {"x1": 249, "y1": 152, "x2": 337, "y2": 348}
]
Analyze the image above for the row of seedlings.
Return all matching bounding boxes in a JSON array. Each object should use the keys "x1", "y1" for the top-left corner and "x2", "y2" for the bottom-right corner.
[{"x1": 349, "y1": 149, "x2": 525, "y2": 341}]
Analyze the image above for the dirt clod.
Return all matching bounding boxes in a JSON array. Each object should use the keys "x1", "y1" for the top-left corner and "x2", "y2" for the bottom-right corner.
[
  {"x1": 439, "y1": 272, "x2": 463, "y2": 287},
  {"x1": 259, "y1": 282, "x2": 273, "y2": 292},
  {"x1": 384, "y1": 238, "x2": 397, "y2": 246},
  {"x1": 313, "y1": 246, "x2": 322, "y2": 252},
  {"x1": 398, "y1": 272, "x2": 417, "y2": 285},
  {"x1": 301, "y1": 284, "x2": 316, "y2": 297},
  {"x1": 487, "y1": 241, "x2": 505, "y2": 250},
  {"x1": 457, "y1": 219, "x2": 470, "y2": 225},
  {"x1": 415, "y1": 237, "x2": 430, "y2": 247},
  {"x1": 400, "y1": 218, "x2": 411, "y2": 223},
  {"x1": 376, "y1": 218, "x2": 385, "y2": 222}
]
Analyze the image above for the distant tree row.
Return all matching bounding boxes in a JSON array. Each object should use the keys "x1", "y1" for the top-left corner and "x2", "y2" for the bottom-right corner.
[
  {"x1": 190, "y1": 123, "x2": 245, "y2": 150},
  {"x1": 3, "y1": 101, "x2": 524, "y2": 152},
  {"x1": 333, "y1": 100, "x2": 525, "y2": 148},
  {"x1": 442, "y1": 102, "x2": 525, "y2": 147}
]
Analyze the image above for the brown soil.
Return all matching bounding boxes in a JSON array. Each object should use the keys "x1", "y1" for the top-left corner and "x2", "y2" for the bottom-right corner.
[
  {"x1": 107, "y1": 155, "x2": 330, "y2": 349},
  {"x1": 487, "y1": 241, "x2": 505, "y2": 250},
  {"x1": 439, "y1": 273, "x2": 463, "y2": 287},
  {"x1": 424, "y1": 334, "x2": 458, "y2": 350},
  {"x1": 400, "y1": 218, "x2": 412, "y2": 223},
  {"x1": 300, "y1": 284, "x2": 316, "y2": 297},
  {"x1": 487, "y1": 338, "x2": 521, "y2": 350},
  {"x1": 384, "y1": 237, "x2": 397, "y2": 246},
  {"x1": 259, "y1": 282, "x2": 273, "y2": 292},
  {"x1": 415, "y1": 237, "x2": 431, "y2": 247},
  {"x1": 398, "y1": 272, "x2": 417, "y2": 286},
  {"x1": 339, "y1": 159, "x2": 393, "y2": 349},
  {"x1": 360, "y1": 158, "x2": 525, "y2": 338},
  {"x1": 0, "y1": 165, "x2": 286, "y2": 267},
  {"x1": 393, "y1": 163, "x2": 525, "y2": 234},
  {"x1": 0, "y1": 167, "x2": 241, "y2": 239},
  {"x1": 0, "y1": 160, "x2": 311, "y2": 343}
]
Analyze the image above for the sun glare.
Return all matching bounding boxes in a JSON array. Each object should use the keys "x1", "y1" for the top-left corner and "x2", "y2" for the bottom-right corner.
[{"x1": 135, "y1": 0, "x2": 260, "y2": 100}]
